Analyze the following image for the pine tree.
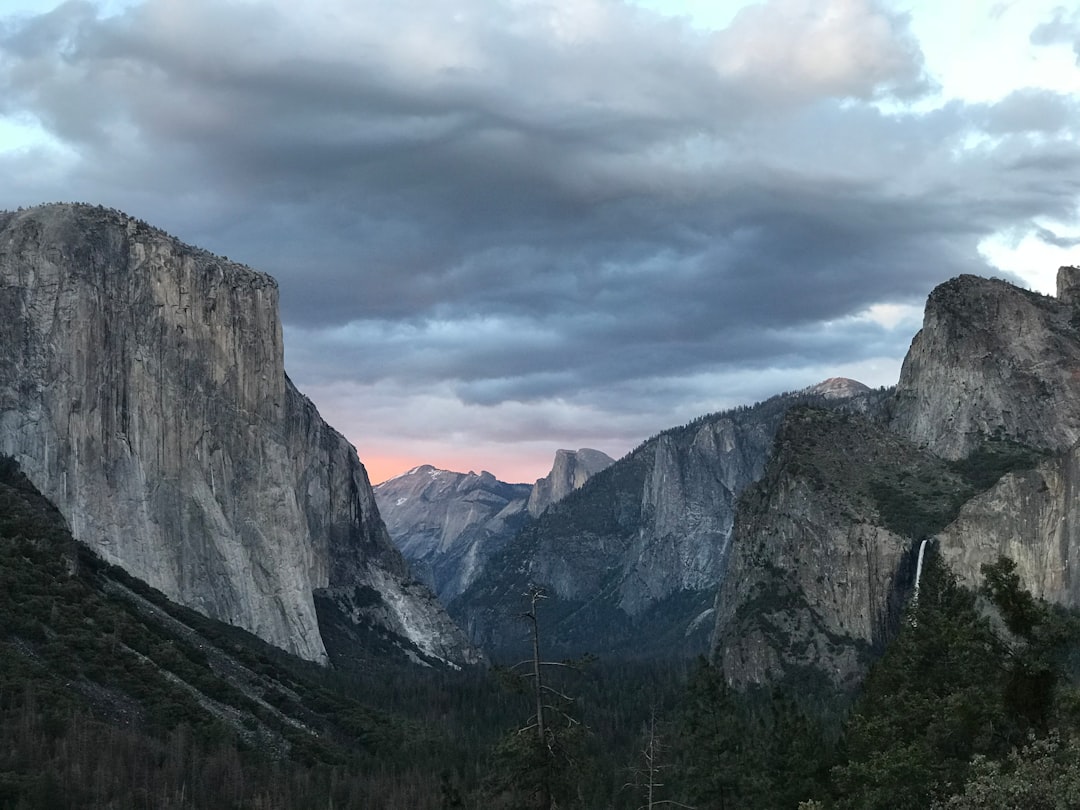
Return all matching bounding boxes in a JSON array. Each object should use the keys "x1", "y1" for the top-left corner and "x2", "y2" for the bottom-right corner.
[
  {"x1": 834, "y1": 553, "x2": 1034, "y2": 808},
  {"x1": 673, "y1": 659, "x2": 742, "y2": 809}
]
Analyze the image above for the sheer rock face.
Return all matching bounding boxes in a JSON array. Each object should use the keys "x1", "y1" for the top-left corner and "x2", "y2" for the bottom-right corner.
[
  {"x1": 1057, "y1": 265, "x2": 1080, "y2": 306},
  {"x1": 374, "y1": 466, "x2": 531, "y2": 602},
  {"x1": 712, "y1": 408, "x2": 931, "y2": 689},
  {"x1": 522, "y1": 417, "x2": 767, "y2": 612},
  {"x1": 0, "y1": 203, "x2": 478, "y2": 667},
  {"x1": 894, "y1": 267, "x2": 1080, "y2": 607},
  {"x1": 623, "y1": 417, "x2": 772, "y2": 612},
  {"x1": 935, "y1": 446, "x2": 1080, "y2": 606},
  {"x1": 891, "y1": 273, "x2": 1080, "y2": 459},
  {"x1": 526, "y1": 448, "x2": 614, "y2": 517}
]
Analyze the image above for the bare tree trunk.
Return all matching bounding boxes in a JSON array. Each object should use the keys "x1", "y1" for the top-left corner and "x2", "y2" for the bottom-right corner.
[{"x1": 525, "y1": 587, "x2": 552, "y2": 809}]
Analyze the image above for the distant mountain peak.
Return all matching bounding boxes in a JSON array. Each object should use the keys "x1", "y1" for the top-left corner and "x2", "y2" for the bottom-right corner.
[
  {"x1": 527, "y1": 447, "x2": 616, "y2": 517},
  {"x1": 374, "y1": 467, "x2": 533, "y2": 602},
  {"x1": 375, "y1": 448, "x2": 615, "y2": 602},
  {"x1": 802, "y1": 377, "x2": 872, "y2": 399}
]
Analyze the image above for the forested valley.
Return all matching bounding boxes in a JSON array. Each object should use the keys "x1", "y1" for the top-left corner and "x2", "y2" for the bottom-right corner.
[{"x1": 3, "y1": 450, "x2": 1080, "y2": 809}]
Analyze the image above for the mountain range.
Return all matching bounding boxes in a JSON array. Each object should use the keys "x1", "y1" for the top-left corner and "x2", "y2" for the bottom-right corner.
[
  {"x1": 444, "y1": 381, "x2": 887, "y2": 659},
  {"x1": 373, "y1": 448, "x2": 614, "y2": 603},
  {"x1": 5, "y1": 200, "x2": 1080, "y2": 703}
]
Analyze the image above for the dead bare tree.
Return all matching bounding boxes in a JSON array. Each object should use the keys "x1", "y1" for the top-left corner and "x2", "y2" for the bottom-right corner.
[
  {"x1": 625, "y1": 708, "x2": 696, "y2": 810},
  {"x1": 498, "y1": 585, "x2": 588, "y2": 809}
]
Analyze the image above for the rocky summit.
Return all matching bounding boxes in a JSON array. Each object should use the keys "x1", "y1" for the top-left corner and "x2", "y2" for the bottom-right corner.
[
  {"x1": 526, "y1": 448, "x2": 615, "y2": 517},
  {"x1": 803, "y1": 376, "x2": 873, "y2": 400},
  {"x1": 891, "y1": 273, "x2": 1080, "y2": 459},
  {"x1": 0, "y1": 203, "x2": 479, "y2": 668}
]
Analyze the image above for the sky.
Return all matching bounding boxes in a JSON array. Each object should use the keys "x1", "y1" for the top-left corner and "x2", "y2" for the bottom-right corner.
[{"x1": 2, "y1": 1, "x2": 1080, "y2": 484}]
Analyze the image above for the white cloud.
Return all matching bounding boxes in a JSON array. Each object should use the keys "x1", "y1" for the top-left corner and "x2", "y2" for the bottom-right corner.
[
  {"x1": 979, "y1": 220, "x2": 1080, "y2": 295},
  {"x1": 709, "y1": 0, "x2": 929, "y2": 102}
]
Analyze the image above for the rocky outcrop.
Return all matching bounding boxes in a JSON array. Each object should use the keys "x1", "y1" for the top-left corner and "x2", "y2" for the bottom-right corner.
[
  {"x1": 935, "y1": 445, "x2": 1080, "y2": 605},
  {"x1": 712, "y1": 407, "x2": 963, "y2": 688},
  {"x1": 374, "y1": 466, "x2": 531, "y2": 602},
  {"x1": 713, "y1": 269, "x2": 1080, "y2": 689},
  {"x1": 1057, "y1": 265, "x2": 1080, "y2": 306},
  {"x1": 0, "y1": 203, "x2": 479, "y2": 667},
  {"x1": 526, "y1": 448, "x2": 614, "y2": 517},
  {"x1": 375, "y1": 449, "x2": 613, "y2": 604},
  {"x1": 891, "y1": 273, "x2": 1080, "y2": 459},
  {"x1": 891, "y1": 268, "x2": 1080, "y2": 619},
  {"x1": 622, "y1": 416, "x2": 772, "y2": 613}
]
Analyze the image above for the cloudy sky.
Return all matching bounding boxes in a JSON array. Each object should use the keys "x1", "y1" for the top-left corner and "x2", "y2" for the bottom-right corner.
[{"x1": 2, "y1": 0, "x2": 1080, "y2": 484}]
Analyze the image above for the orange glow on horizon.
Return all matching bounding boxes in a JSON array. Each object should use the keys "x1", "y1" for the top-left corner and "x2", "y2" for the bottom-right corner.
[
  {"x1": 360, "y1": 453, "x2": 548, "y2": 486},
  {"x1": 360, "y1": 455, "x2": 420, "y2": 486}
]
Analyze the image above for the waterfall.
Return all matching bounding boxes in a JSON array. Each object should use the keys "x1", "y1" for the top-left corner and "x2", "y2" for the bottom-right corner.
[
  {"x1": 910, "y1": 538, "x2": 930, "y2": 628},
  {"x1": 913, "y1": 538, "x2": 929, "y2": 601}
]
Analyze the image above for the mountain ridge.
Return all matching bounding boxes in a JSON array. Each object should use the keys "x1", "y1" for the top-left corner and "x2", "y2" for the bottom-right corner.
[{"x1": 373, "y1": 448, "x2": 614, "y2": 603}]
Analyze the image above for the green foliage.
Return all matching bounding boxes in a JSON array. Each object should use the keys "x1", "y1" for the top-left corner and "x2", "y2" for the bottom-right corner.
[
  {"x1": 673, "y1": 660, "x2": 744, "y2": 805},
  {"x1": 979, "y1": 557, "x2": 1080, "y2": 737},
  {"x1": 351, "y1": 583, "x2": 384, "y2": 609},
  {"x1": 948, "y1": 439, "x2": 1046, "y2": 491},
  {"x1": 833, "y1": 554, "x2": 1010, "y2": 808},
  {"x1": 866, "y1": 474, "x2": 972, "y2": 539},
  {"x1": 481, "y1": 721, "x2": 592, "y2": 809},
  {"x1": 832, "y1": 552, "x2": 1080, "y2": 809},
  {"x1": 980, "y1": 556, "x2": 1044, "y2": 638},
  {"x1": 933, "y1": 734, "x2": 1080, "y2": 809},
  {"x1": 0, "y1": 456, "x2": 462, "y2": 807},
  {"x1": 672, "y1": 659, "x2": 837, "y2": 809},
  {"x1": 0, "y1": 451, "x2": 702, "y2": 808},
  {"x1": 866, "y1": 436, "x2": 1045, "y2": 541},
  {"x1": 13, "y1": 428, "x2": 1079, "y2": 810}
]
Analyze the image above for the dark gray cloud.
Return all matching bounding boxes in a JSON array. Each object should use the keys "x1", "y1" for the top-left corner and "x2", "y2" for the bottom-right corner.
[
  {"x1": 1, "y1": 0, "x2": 1079, "y2": 480},
  {"x1": 1034, "y1": 225, "x2": 1080, "y2": 248},
  {"x1": 979, "y1": 88, "x2": 1075, "y2": 134}
]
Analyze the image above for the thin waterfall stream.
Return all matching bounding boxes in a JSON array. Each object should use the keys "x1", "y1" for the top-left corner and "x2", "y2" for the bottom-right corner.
[
  {"x1": 910, "y1": 538, "x2": 930, "y2": 627},
  {"x1": 913, "y1": 537, "x2": 929, "y2": 601}
]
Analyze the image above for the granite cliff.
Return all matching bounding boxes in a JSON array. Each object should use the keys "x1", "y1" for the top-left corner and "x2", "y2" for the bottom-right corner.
[
  {"x1": 891, "y1": 273, "x2": 1080, "y2": 458},
  {"x1": 712, "y1": 406, "x2": 973, "y2": 688},
  {"x1": 713, "y1": 268, "x2": 1080, "y2": 689},
  {"x1": 934, "y1": 447, "x2": 1079, "y2": 606},
  {"x1": 0, "y1": 203, "x2": 478, "y2": 668},
  {"x1": 526, "y1": 448, "x2": 614, "y2": 517}
]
